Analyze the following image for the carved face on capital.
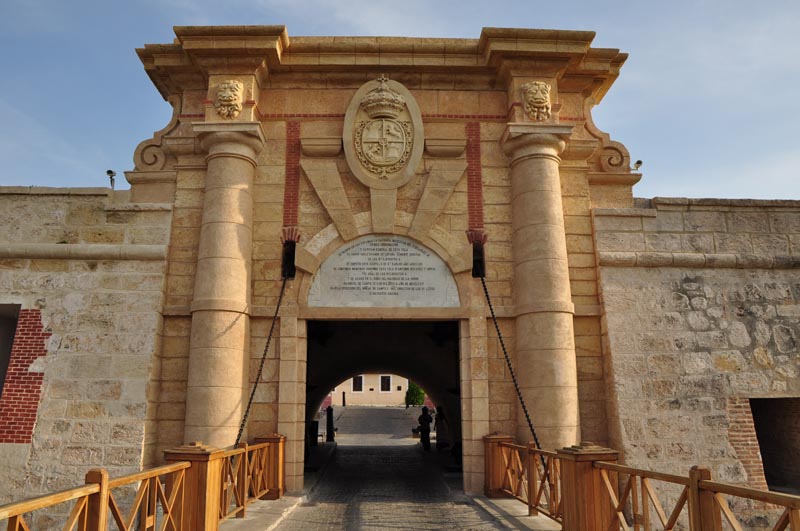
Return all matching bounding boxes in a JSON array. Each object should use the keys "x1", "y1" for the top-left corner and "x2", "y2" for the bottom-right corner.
[
  {"x1": 521, "y1": 81, "x2": 552, "y2": 122},
  {"x1": 214, "y1": 80, "x2": 244, "y2": 119}
]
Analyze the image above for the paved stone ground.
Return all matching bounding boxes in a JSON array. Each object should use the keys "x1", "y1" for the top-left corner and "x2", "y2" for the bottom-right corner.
[
  {"x1": 272, "y1": 445, "x2": 507, "y2": 531},
  {"x1": 224, "y1": 407, "x2": 560, "y2": 530},
  {"x1": 331, "y1": 405, "x2": 422, "y2": 446},
  {"x1": 272, "y1": 407, "x2": 512, "y2": 531}
]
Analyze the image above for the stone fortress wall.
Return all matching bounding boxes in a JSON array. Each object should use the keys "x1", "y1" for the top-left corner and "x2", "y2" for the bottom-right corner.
[
  {"x1": 594, "y1": 198, "x2": 800, "y2": 498},
  {"x1": 0, "y1": 188, "x2": 171, "y2": 504}
]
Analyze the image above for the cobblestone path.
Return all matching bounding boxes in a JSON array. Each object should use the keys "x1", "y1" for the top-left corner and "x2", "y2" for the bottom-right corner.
[{"x1": 273, "y1": 445, "x2": 509, "y2": 531}]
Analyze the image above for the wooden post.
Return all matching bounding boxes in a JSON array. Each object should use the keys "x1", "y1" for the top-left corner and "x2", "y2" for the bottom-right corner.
[
  {"x1": 237, "y1": 442, "x2": 249, "y2": 518},
  {"x1": 483, "y1": 434, "x2": 513, "y2": 497},
  {"x1": 527, "y1": 443, "x2": 536, "y2": 516},
  {"x1": 255, "y1": 434, "x2": 286, "y2": 500},
  {"x1": 689, "y1": 466, "x2": 722, "y2": 531},
  {"x1": 164, "y1": 441, "x2": 224, "y2": 531},
  {"x1": 84, "y1": 468, "x2": 108, "y2": 531},
  {"x1": 557, "y1": 442, "x2": 619, "y2": 531}
]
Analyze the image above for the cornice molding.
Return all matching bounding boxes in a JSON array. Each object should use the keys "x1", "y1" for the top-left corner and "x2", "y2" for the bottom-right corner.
[{"x1": 137, "y1": 26, "x2": 627, "y2": 104}]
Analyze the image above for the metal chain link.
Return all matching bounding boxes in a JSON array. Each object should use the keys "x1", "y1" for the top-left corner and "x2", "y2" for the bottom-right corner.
[{"x1": 235, "y1": 276, "x2": 288, "y2": 447}]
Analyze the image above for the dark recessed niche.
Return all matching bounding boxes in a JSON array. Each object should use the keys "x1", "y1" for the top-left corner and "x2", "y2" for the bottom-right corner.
[{"x1": 750, "y1": 397, "x2": 800, "y2": 494}]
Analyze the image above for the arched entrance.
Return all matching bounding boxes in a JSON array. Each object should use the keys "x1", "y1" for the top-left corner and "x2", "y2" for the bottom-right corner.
[
  {"x1": 305, "y1": 320, "x2": 461, "y2": 450},
  {"x1": 275, "y1": 233, "x2": 489, "y2": 494}
]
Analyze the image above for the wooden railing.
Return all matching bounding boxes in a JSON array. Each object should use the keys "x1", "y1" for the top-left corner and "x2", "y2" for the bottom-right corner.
[
  {"x1": 244, "y1": 441, "x2": 272, "y2": 501},
  {"x1": 218, "y1": 441, "x2": 273, "y2": 522},
  {"x1": 107, "y1": 462, "x2": 189, "y2": 530},
  {"x1": 595, "y1": 460, "x2": 691, "y2": 531},
  {"x1": 0, "y1": 435, "x2": 286, "y2": 531},
  {"x1": 0, "y1": 463, "x2": 188, "y2": 531},
  {"x1": 698, "y1": 477, "x2": 800, "y2": 531},
  {"x1": 219, "y1": 446, "x2": 247, "y2": 522},
  {"x1": 492, "y1": 440, "x2": 563, "y2": 522},
  {"x1": 595, "y1": 462, "x2": 800, "y2": 531},
  {"x1": 485, "y1": 436, "x2": 800, "y2": 531},
  {"x1": 0, "y1": 481, "x2": 101, "y2": 531}
]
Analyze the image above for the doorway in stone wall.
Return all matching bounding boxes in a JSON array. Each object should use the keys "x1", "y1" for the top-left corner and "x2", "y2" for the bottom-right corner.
[{"x1": 304, "y1": 320, "x2": 463, "y2": 496}]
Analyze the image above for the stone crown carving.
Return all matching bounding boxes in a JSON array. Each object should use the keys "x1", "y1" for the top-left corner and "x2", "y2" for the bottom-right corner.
[
  {"x1": 521, "y1": 81, "x2": 552, "y2": 122},
  {"x1": 360, "y1": 75, "x2": 406, "y2": 118}
]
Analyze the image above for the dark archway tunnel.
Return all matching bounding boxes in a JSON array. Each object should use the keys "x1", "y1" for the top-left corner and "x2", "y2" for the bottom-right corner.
[{"x1": 306, "y1": 320, "x2": 461, "y2": 446}]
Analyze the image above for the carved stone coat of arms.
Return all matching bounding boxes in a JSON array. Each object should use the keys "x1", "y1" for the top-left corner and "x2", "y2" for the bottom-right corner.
[{"x1": 343, "y1": 76, "x2": 424, "y2": 190}]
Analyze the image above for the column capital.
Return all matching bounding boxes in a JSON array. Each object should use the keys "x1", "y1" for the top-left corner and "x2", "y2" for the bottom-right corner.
[
  {"x1": 193, "y1": 121, "x2": 266, "y2": 165},
  {"x1": 501, "y1": 123, "x2": 573, "y2": 166}
]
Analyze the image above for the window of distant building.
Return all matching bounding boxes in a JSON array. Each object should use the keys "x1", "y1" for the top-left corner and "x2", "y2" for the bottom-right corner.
[
  {"x1": 352, "y1": 375, "x2": 364, "y2": 393},
  {"x1": 750, "y1": 397, "x2": 800, "y2": 493},
  {"x1": 380, "y1": 375, "x2": 391, "y2": 392},
  {"x1": 0, "y1": 305, "x2": 20, "y2": 398}
]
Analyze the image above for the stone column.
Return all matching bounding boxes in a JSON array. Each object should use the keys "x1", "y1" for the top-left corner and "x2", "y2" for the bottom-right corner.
[
  {"x1": 184, "y1": 123, "x2": 265, "y2": 448},
  {"x1": 501, "y1": 123, "x2": 579, "y2": 449}
]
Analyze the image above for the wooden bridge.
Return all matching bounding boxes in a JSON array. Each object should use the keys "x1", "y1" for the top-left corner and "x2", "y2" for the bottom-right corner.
[{"x1": 2, "y1": 433, "x2": 800, "y2": 530}]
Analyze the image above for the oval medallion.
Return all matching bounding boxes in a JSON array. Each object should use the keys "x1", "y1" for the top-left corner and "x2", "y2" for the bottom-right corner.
[{"x1": 344, "y1": 76, "x2": 424, "y2": 190}]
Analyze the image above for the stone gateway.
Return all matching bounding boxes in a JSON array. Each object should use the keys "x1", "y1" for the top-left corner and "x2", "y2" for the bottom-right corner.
[{"x1": 0, "y1": 25, "x2": 798, "y2": 518}]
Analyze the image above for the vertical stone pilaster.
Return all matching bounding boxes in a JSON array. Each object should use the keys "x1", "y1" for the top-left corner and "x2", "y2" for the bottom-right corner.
[
  {"x1": 184, "y1": 123, "x2": 265, "y2": 448},
  {"x1": 276, "y1": 316, "x2": 306, "y2": 493},
  {"x1": 460, "y1": 315, "x2": 490, "y2": 494},
  {"x1": 501, "y1": 123, "x2": 579, "y2": 449}
]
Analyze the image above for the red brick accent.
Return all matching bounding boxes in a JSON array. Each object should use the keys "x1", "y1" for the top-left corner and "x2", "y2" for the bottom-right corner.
[
  {"x1": 0, "y1": 310, "x2": 50, "y2": 444},
  {"x1": 465, "y1": 122, "x2": 484, "y2": 231},
  {"x1": 283, "y1": 121, "x2": 301, "y2": 227},
  {"x1": 727, "y1": 397, "x2": 769, "y2": 490}
]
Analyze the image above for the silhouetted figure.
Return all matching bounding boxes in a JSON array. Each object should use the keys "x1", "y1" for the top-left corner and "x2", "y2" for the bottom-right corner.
[
  {"x1": 326, "y1": 405, "x2": 335, "y2": 442},
  {"x1": 418, "y1": 406, "x2": 433, "y2": 451},
  {"x1": 434, "y1": 405, "x2": 450, "y2": 450}
]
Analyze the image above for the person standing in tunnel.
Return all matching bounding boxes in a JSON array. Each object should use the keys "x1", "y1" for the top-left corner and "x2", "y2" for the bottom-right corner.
[
  {"x1": 418, "y1": 406, "x2": 433, "y2": 451},
  {"x1": 434, "y1": 405, "x2": 450, "y2": 450}
]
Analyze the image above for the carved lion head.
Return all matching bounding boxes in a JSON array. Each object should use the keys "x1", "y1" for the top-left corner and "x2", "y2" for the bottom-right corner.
[
  {"x1": 521, "y1": 81, "x2": 552, "y2": 122},
  {"x1": 214, "y1": 80, "x2": 244, "y2": 119}
]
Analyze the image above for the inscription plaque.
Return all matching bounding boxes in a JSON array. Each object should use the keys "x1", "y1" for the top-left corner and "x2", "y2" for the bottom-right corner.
[{"x1": 308, "y1": 235, "x2": 459, "y2": 307}]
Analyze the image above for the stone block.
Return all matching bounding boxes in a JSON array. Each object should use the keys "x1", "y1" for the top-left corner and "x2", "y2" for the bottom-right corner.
[
  {"x1": 769, "y1": 212, "x2": 800, "y2": 233},
  {"x1": 751, "y1": 234, "x2": 790, "y2": 255},
  {"x1": 565, "y1": 214, "x2": 592, "y2": 235},
  {"x1": 70, "y1": 421, "x2": 110, "y2": 444},
  {"x1": 681, "y1": 233, "x2": 715, "y2": 253},
  {"x1": 593, "y1": 215, "x2": 643, "y2": 232},
  {"x1": 65, "y1": 401, "x2": 107, "y2": 419},
  {"x1": 642, "y1": 211, "x2": 684, "y2": 232},
  {"x1": 726, "y1": 212, "x2": 770, "y2": 233},
  {"x1": 61, "y1": 445, "x2": 103, "y2": 466},
  {"x1": 645, "y1": 233, "x2": 682, "y2": 252},
  {"x1": 594, "y1": 231, "x2": 644, "y2": 252},
  {"x1": 714, "y1": 233, "x2": 752, "y2": 254}
]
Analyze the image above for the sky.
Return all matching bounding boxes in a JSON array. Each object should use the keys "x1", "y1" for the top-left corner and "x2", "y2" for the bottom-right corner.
[{"x1": 0, "y1": 0, "x2": 798, "y2": 200}]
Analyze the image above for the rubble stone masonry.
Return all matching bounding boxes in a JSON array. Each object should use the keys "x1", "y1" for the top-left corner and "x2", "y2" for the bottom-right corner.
[
  {"x1": 594, "y1": 198, "x2": 800, "y2": 522},
  {"x1": 0, "y1": 188, "x2": 171, "y2": 505}
]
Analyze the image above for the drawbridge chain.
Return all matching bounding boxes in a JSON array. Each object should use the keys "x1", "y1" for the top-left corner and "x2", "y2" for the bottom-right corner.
[
  {"x1": 235, "y1": 239, "x2": 293, "y2": 447},
  {"x1": 471, "y1": 233, "x2": 546, "y2": 467},
  {"x1": 235, "y1": 276, "x2": 287, "y2": 447},
  {"x1": 479, "y1": 276, "x2": 543, "y2": 452}
]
